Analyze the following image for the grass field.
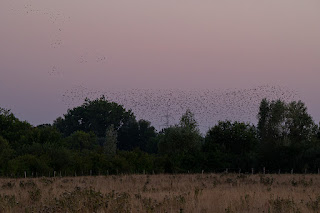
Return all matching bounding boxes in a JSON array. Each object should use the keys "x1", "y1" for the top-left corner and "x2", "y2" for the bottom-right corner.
[{"x1": 0, "y1": 173, "x2": 319, "y2": 212}]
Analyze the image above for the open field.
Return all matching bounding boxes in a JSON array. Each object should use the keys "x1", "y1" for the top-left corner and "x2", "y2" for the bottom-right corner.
[{"x1": 0, "y1": 174, "x2": 320, "y2": 213}]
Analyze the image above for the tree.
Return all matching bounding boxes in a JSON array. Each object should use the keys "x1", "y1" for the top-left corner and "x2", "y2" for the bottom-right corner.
[
  {"x1": 117, "y1": 118, "x2": 140, "y2": 151},
  {"x1": 204, "y1": 121, "x2": 258, "y2": 170},
  {"x1": 317, "y1": 123, "x2": 320, "y2": 141},
  {"x1": 179, "y1": 109, "x2": 198, "y2": 131},
  {"x1": 0, "y1": 107, "x2": 34, "y2": 152},
  {"x1": 285, "y1": 101, "x2": 315, "y2": 145},
  {"x1": 53, "y1": 96, "x2": 135, "y2": 137},
  {"x1": 137, "y1": 120, "x2": 157, "y2": 153},
  {"x1": 8, "y1": 154, "x2": 50, "y2": 176},
  {"x1": 0, "y1": 136, "x2": 14, "y2": 175},
  {"x1": 158, "y1": 110, "x2": 203, "y2": 172},
  {"x1": 159, "y1": 109, "x2": 202, "y2": 155},
  {"x1": 258, "y1": 99, "x2": 314, "y2": 146},
  {"x1": 65, "y1": 131, "x2": 97, "y2": 151},
  {"x1": 34, "y1": 124, "x2": 62, "y2": 145},
  {"x1": 104, "y1": 124, "x2": 118, "y2": 156},
  {"x1": 257, "y1": 99, "x2": 316, "y2": 170},
  {"x1": 257, "y1": 99, "x2": 286, "y2": 145},
  {"x1": 117, "y1": 119, "x2": 158, "y2": 152}
]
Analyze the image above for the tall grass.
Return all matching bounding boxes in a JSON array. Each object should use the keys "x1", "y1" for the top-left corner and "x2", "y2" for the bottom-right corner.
[{"x1": 0, "y1": 173, "x2": 319, "y2": 212}]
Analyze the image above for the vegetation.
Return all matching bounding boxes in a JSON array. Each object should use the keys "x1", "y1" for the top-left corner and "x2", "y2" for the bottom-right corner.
[
  {"x1": 0, "y1": 174, "x2": 320, "y2": 212},
  {"x1": 1, "y1": 97, "x2": 320, "y2": 176}
]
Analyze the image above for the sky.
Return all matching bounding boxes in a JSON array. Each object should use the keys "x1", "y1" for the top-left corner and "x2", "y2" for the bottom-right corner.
[{"x1": 1, "y1": 0, "x2": 320, "y2": 128}]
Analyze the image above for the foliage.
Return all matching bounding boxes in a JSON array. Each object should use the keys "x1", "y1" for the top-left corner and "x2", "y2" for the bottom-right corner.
[
  {"x1": 104, "y1": 124, "x2": 118, "y2": 156},
  {"x1": 53, "y1": 96, "x2": 134, "y2": 137},
  {"x1": 158, "y1": 110, "x2": 203, "y2": 172},
  {"x1": 204, "y1": 121, "x2": 258, "y2": 170},
  {"x1": 257, "y1": 99, "x2": 317, "y2": 170},
  {"x1": 0, "y1": 98, "x2": 320, "y2": 175}
]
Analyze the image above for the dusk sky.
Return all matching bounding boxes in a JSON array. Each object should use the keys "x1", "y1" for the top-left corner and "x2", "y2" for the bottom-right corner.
[{"x1": 1, "y1": 0, "x2": 320, "y2": 127}]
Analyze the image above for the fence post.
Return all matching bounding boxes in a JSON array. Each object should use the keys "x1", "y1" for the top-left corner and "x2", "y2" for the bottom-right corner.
[
  {"x1": 291, "y1": 169, "x2": 293, "y2": 174},
  {"x1": 54, "y1": 171, "x2": 56, "y2": 177},
  {"x1": 318, "y1": 168, "x2": 320, "y2": 174},
  {"x1": 90, "y1": 170, "x2": 92, "y2": 176},
  {"x1": 225, "y1": 168, "x2": 228, "y2": 174},
  {"x1": 251, "y1": 168, "x2": 254, "y2": 175},
  {"x1": 305, "y1": 169, "x2": 307, "y2": 174},
  {"x1": 278, "y1": 169, "x2": 281, "y2": 174},
  {"x1": 263, "y1": 167, "x2": 265, "y2": 175},
  {"x1": 24, "y1": 171, "x2": 26, "y2": 179}
]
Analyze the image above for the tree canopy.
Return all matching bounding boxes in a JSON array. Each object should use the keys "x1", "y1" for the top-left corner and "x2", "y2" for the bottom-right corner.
[
  {"x1": 0, "y1": 98, "x2": 320, "y2": 176},
  {"x1": 53, "y1": 96, "x2": 134, "y2": 137}
]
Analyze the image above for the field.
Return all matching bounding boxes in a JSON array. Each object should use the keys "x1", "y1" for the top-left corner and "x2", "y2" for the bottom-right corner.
[{"x1": 0, "y1": 173, "x2": 319, "y2": 213}]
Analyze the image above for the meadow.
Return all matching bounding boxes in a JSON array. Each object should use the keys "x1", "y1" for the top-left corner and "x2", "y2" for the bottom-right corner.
[{"x1": 0, "y1": 173, "x2": 319, "y2": 213}]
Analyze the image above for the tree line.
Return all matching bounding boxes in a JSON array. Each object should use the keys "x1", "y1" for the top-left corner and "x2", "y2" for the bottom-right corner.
[{"x1": 0, "y1": 97, "x2": 320, "y2": 177}]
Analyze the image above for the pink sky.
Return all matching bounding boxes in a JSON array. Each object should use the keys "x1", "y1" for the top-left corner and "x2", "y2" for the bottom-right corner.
[{"x1": 0, "y1": 0, "x2": 320, "y2": 125}]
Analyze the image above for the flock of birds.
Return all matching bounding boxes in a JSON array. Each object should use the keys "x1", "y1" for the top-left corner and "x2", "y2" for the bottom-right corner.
[
  {"x1": 50, "y1": 39, "x2": 63, "y2": 49},
  {"x1": 79, "y1": 52, "x2": 107, "y2": 64},
  {"x1": 61, "y1": 85, "x2": 300, "y2": 133},
  {"x1": 8, "y1": 1, "x2": 303, "y2": 133},
  {"x1": 48, "y1": 66, "x2": 63, "y2": 77},
  {"x1": 11, "y1": 2, "x2": 107, "y2": 77},
  {"x1": 21, "y1": 3, "x2": 71, "y2": 25}
]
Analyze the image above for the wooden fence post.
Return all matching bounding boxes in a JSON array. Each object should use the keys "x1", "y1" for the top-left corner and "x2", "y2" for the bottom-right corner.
[
  {"x1": 263, "y1": 167, "x2": 265, "y2": 175},
  {"x1": 24, "y1": 171, "x2": 26, "y2": 179}
]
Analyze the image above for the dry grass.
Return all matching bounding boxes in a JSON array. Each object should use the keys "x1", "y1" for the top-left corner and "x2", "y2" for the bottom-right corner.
[{"x1": 0, "y1": 173, "x2": 320, "y2": 212}]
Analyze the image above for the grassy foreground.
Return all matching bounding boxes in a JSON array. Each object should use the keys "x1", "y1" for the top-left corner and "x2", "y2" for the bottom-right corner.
[{"x1": 0, "y1": 173, "x2": 319, "y2": 212}]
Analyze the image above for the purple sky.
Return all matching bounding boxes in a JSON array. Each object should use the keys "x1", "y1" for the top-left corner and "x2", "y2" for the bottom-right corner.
[{"x1": 1, "y1": 0, "x2": 320, "y2": 126}]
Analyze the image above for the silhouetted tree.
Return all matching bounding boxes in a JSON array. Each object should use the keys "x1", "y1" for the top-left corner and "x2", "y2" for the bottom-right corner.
[
  {"x1": 53, "y1": 96, "x2": 134, "y2": 137},
  {"x1": 204, "y1": 121, "x2": 258, "y2": 170},
  {"x1": 257, "y1": 99, "x2": 316, "y2": 170},
  {"x1": 158, "y1": 110, "x2": 203, "y2": 172}
]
